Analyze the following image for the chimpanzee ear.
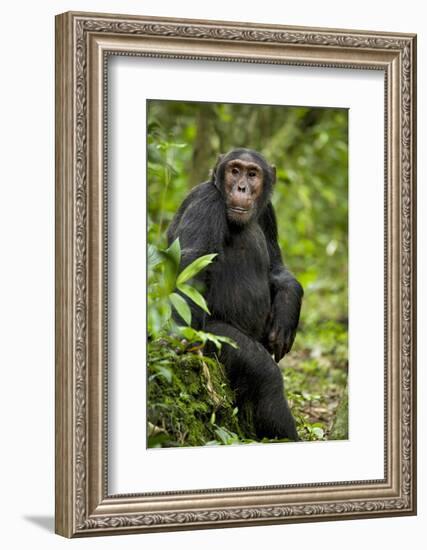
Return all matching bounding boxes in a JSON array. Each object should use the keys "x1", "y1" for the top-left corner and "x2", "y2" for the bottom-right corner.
[
  {"x1": 211, "y1": 153, "x2": 225, "y2": 183},
  {"x1": 270, "y1": 165, "x2": 277, "y2": 185}
]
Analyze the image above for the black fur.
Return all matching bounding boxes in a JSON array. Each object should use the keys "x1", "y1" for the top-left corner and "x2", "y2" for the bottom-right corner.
[{"x1": 167, "y1": 149, "x2": 303, "y2": 441}]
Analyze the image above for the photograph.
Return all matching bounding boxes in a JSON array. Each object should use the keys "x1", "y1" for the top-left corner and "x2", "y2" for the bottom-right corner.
[
  {"x1": 54, "y1": 10, "x2": 416, "y2": 537},
  {"x1": 147, "y1": 99, "x2": 348, "y2": 448},
  {"x1": 0, "y1": 0, "x2": 422, "y2": 544}
]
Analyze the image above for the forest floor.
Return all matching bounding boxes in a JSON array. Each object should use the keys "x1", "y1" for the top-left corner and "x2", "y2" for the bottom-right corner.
[{"x1": 283, "y1": 319, "x2": 348, "y2": 441}]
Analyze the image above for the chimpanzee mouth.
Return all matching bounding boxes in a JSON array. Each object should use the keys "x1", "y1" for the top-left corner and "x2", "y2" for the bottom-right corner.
[{"x1": 229, "y1": 207, "x2": 250, "y2": 214}]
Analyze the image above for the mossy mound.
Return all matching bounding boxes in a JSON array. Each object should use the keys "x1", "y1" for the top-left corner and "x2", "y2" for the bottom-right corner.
[{"x1": 147, "y1": 339, "x2": 255, "y2": 447}]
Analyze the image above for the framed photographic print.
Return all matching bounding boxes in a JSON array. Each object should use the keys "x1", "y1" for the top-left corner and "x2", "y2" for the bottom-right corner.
[{"x1": 55, "y1": 11, "x2": 417, "y2": 537}]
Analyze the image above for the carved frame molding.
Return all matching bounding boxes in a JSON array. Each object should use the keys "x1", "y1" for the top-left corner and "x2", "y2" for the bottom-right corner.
[{"x1": 55, "y1": 11, "x2": 416, "y2": 537}]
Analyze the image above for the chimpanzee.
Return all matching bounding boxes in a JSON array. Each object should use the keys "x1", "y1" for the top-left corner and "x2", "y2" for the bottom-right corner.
[{"x1": 167, "y1": 148, "x2": 303, "y2": 441}]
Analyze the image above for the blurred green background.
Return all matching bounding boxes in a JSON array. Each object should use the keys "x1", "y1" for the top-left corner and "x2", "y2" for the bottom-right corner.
[{"x1": 147, "y1": 100, "x2": 348, "y2": 446}]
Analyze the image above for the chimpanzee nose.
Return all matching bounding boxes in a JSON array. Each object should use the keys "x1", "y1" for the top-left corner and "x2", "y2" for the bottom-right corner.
[{"x1": 237, "y1": 184, "x2": 246, "y2": 192}]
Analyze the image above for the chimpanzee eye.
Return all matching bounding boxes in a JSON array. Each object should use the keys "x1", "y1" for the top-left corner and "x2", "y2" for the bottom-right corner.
[
  {"x1": 231, "y1": 167, "x2": 239, "y2": 175},
  {"x1": 249, "y1": 171, "x2": 256, "y2": 178}
]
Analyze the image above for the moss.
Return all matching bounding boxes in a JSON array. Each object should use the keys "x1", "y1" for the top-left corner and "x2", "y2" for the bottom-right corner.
[{"x1": 147, "y1": 339, "x2": 252, "y2": 447}]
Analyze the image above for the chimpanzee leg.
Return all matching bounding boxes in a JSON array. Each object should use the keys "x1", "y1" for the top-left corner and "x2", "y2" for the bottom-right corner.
[{"x1": 206, "y1": 321, "x2": 299, "y2": 441}]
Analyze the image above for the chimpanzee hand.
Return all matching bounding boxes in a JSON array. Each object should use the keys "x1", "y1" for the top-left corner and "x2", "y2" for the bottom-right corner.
[{"x1": 266, "y1": 290, "x2": 298, "y2": 362}]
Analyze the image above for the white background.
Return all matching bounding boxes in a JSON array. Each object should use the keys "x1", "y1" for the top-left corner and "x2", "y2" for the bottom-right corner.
[
  {"x1": 109, "y1": 59, "x2": 385, "y2": 493},
  {"x1": 0, "y1": 1, "x2": 424, "y2": 548}
]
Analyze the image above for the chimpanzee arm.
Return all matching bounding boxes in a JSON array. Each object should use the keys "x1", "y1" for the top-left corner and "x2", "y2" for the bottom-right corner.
[
  {"x1": 167, "y1": 182, "x2": 227, "y2": 328},
  {"x1": 259, "y1": 202, "x2": 303, "y2": 361},
  {"x1": 168, "y1": 183, "x2": 227, "y2": 266}
]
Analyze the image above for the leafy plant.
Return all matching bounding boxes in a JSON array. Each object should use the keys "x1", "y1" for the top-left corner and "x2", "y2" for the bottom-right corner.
[{"x1": 148, "y1": 237, "x2": 216, "y2": 334}]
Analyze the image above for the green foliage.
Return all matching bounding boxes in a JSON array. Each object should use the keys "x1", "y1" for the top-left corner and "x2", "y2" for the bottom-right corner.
[
  {"x1": 178, "y1": 326, "x2": 238, "y2": 353},
  {"x1": 177, "y1": 254, "x2": 218, "y2": 286},
  {"x1": 147, "y1": 100, "x2": 349, "y2": 445},
  {"x1": 169, "y1": 292, "x2": 192, "y2": 325},
  {"x1": 148, "y1": 237, "x2": 217, "y2": 335}
]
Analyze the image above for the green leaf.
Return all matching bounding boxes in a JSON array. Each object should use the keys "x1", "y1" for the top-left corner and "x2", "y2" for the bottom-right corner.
[
  {"x1": 169, "y1": 292, "x2": 192, "y2": 325},
  {"x1": 203, "y1": 333, "x2": 238, "y2": 351},
  {"x1": 160, "y1": 239, "x2": 182, "y2": 295},
  {"x1": 147, "y1": 301, "x2": 171, "y2": 336},
  {"x1": 177, "y1": 283, "x2": 210, "y2": 314},
  {"x1": 148, "y1": 244, "x2": 162, "y2": 269},
  {"x1": 177, "y1": 327, "x2": 238, "y2": 351},
  {"x1": 312, "y1": 426, "x2": 325, "y2": 439},
  {"x1": 215, "y1": 426, "x2": 231, "y2": 445},
  {"x1": 147, "y1": 433, "x2": 171, "y2": 448},
  {"x1": 164, "y1": 238, "x2": 181, "y2": 267},
  {"x1": 178, "y1": 326, "x2": 204, "y2": 343},
  {"x1": 176, "y1": 254, "x2": 217, "y2": 285},
  {"x1": 152, "y1": 365, "x2": 173, "y2": 383}
]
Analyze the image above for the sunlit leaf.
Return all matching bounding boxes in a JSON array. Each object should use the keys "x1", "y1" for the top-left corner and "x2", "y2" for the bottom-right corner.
[
  {"x1": 178, "y1": 326, "x2": 203, "y2": 343},
  {"x1": 326, "y1": 239, "x2": 338, "y2": 256},
  {"x1": 215, "y1": 426, "x2": 232, "y2": 445},
  {"x1": 164, "y1": 238, "x2": 181, "y2": 267},
  {"x1": 203, "y1": 333, "x2": 237, "y2": 351},
  {"x1": 169, "y1": 292, "x2": 191, "y2": 325},
  {"x1": 177, "y1": 283, "x2": 210, "y2": 314},
  {"x1": 178, "y1": 326, "x2": 238, "y2": 351},
  {"x1": 312, "y1": 426, "x2": 325, "y2": 439},
  {"x1": 152, "y1": 364, "x2": 173, "y2": 383},
  {"x1": 177, "y1": 254, "x2": 217, "y2": 285}
]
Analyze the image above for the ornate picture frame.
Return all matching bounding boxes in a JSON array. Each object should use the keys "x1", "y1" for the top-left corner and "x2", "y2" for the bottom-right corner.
[{"x1": 55, "y1": 11, "x2": 417, "y2": 537}]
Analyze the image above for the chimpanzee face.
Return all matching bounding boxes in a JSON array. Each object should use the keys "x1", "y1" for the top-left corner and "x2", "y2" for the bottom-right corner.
[{"x1": 223, "y1": 155, "x2": 264, "y2": 225}]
